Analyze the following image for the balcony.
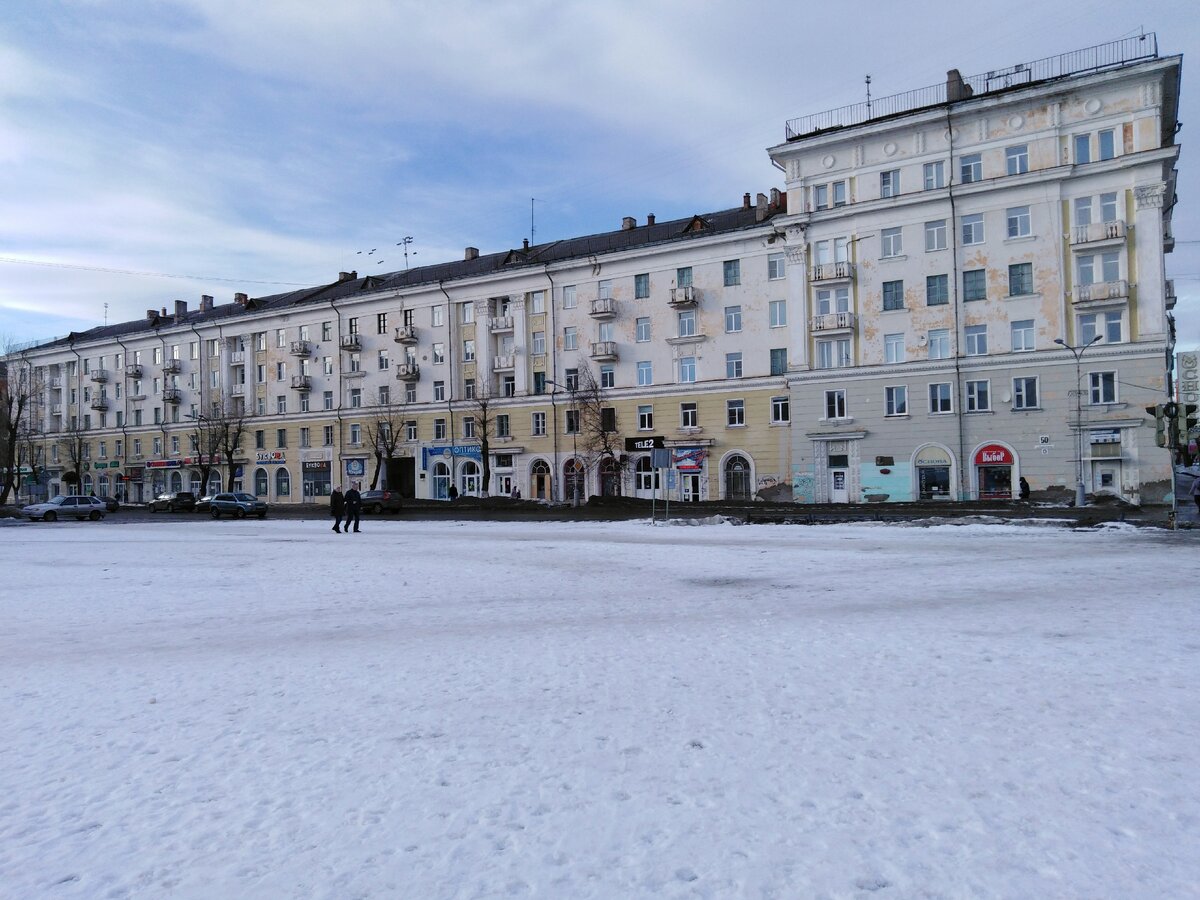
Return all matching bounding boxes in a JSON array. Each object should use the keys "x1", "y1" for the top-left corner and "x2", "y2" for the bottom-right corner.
[
  {"x1": 489, "y1": 315, "x2": 514, "y2": 332},
  {"x1": 162, "y1": 359, "x2": 181, "y2": 375},
  {"x1": 395, "y1": 362, "x2": 420, "y2": 381},
  {"x1": 810, "y1": 311, "x2": 858, "y2": 333},
  {"x1": 162, "y1": 389, "x2": 182, "y2": 404},
  {"x1": 290, "y1": 340, "x2": 312, "y2": 358},
  {"x1": 1070, "y1": 220, "x2": 1127, "y2": 246},
  {"x1": 88, "y1": 369, "x2": 109, "y2": 384},
  {"x1": 89, "y1": 397, "x2": 109, "y2": 411},
  {"x1": 590, "y1": 297, "x2": 617, "y2": 319},
  {"x1": 668, "y1": 285, "x2": 697, "y2": 308},
  {"x1": 393, "y1": 325, "x2": 418, "y2": 344},
  {"x1": 51, "y1": 403, "x2": 62, "y2": 416},
  {"x1": 124, "y1": 364, "x2": 142, "y2": 379},
  {"x1": 810, "y1": 262, "x2": 855, "y2": 284},
  {"x1": 231, "y1": 350, "x2": 245, "y2": 364},
  {"x1": 1166, "y1": 279, "x2": 1176, "y2": 310},
  {"x1": 590, "y1": 340, "x2": 618, "y2": 361},
  {"x1": 492, "y1": 354, "x2": 516, "y2": 371},
  {"x1": 290, "y1": 375, "x2": 312, "y2": 392},
  {"x1": 1074, "y1": 280, "x2": 1130, "y2": 304},
  {"x1": 230, "y1": 383, "x2": 246, "y2": 396},
  {"x1": 342, "y1": 367, "x2": 366, "y2": 379},
  {"x1": 340, "y1": 334, "x2": 362, "y2": 352},
  {"x1": 49, "y1": 377, "x2": 62, "y2": 389}
]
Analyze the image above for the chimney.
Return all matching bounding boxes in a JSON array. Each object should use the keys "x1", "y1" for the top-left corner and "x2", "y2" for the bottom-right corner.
[
  {"x1": 174, "y1": 299, "x2": 187, "y2": 319},
  {"x1": 946, "y1": 69, "x2": 973, "y2": 103},
  {"x1": 161, "y1": 306, "x2": 167, "y2": 318},
  {"x1": 234, "y1": 292, "x2": 248, "y2": 306},
  {"x1": 337, "y1": 270, "x2": 357, "y2": 282},
  {"x1": 200, "y1": 294, "x2": 214, "y2": 312},
  {"x1": 743, "y1": 192, "x2": 752, "y2": 210},
  {"x1": 755, "y1": 192, "x2": 769, "y2": 222},
  {"x1": 621, "y1": 216, "x2": 636, "y2": 231},
  {"x1": 146, "y1": 309, "x2": 159, "y2": 323},
  {"x1": 769, "y1": 187, "x2": 782, "y2": 210},
  {"x1": 523, "y1": 238, "x2": 530, "y2": 250},
  {"x1": 646, "y1": 214, "x2": 655, "y2": 226},
  {"x1": 465, "y1": 247, "x2": 479, "y2": 261}
]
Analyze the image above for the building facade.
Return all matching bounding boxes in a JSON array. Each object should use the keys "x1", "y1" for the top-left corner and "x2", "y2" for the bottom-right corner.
[{"x1": 2, "y1": 37, "x2": 1183, "y2": 507}]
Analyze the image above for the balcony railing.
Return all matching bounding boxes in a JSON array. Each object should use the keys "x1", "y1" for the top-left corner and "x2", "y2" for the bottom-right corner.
[
  {"x1": 290, "y1": 375, "x2": 312, "y2": 391},
  {"x1": 393, "y1": 325, "x2": 418, "y2": 343},
  {"x1": 230, "y1": 383, "x2": 246, "y2": 395},
  {"x1": 810, "y1": 262, "x2": 855, "y2": 283},
  {"x1": 489, "y1": 315, "x2": 514, "y2": 332},
  {"x1": 395, "y1": 362, "x2": 420, "y2": 381},
  {"x1": 290, "y1": 340, "x2": 312, "y2": 357},
  {"x1": 124, "y1": 364, "x2": 142, "y2": 379},
  {"x1": 810, "y1": 312, "x2": 859, "y2": 332},
  {"x1": 162, "y1": 389, "x2": 182, "y2": 404},
  {"x1": 340, "y1": 334, "x2": 362, "y2": 352},
  {"x1": 668, "y1": 285, "x2": 697, "y2": 308},
  {"x1": 89, "y1": 397, "x2": 109, "y2": 411},
  {"x1": 162, "y1": 359, "x2": 182, "y2": 375},
  {"x1": 590, "y1": 340, "x2": 618, "y2": 361},
  {"x1": 49, "y1": 377, "x2": 62, "y2": 389},
  {"x1": 1071, "y1": 220, "x2": 1127, "y2": 245},
  {"x1": 88, "y1": 369, "x2": 109, "y2": 383},
  {"x1": 230, "y1": 350, "x2": 245, "y2": 364},
  {"x1": 1074, "y1": 280, "x2": 1130, "y2": 303},
  {"x1": 51, "y1": 403, "x2": 62, "y2": 416},
  {"x1": 1166, "y1": 279, "x2": 1176, "y2": 310},
  {"x1": 492, "y1": 354, "x2": 515, "y2": 371},
  {"x1": 590, "y1": 297, "x2": 616, "y2": 318}
]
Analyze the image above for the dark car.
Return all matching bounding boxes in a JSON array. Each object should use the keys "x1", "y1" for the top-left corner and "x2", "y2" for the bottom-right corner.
[
  {"x1": 209, "y1": 492, "x2": 268, "y2": 519},
  {"x1": 193, "y1": 494, "x2": 216, "y2": 512},
  {"x1": 98, "y1": 495, "x2": 120, "y2": 512},
  {"x1": 360, "y1": 489, "x2": 403, "y2": 514},
  {"x1": 149, "y1": 491, "x2": 196, "y2": 512}
]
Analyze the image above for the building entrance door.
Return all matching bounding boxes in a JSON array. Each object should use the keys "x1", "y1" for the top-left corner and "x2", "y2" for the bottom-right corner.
[
  {"x1": 681, "y1": 473, "x2": 701, "y2": 502},
  {"x1": 830, "y1": 469, "x2": 849, "y2": 503}
]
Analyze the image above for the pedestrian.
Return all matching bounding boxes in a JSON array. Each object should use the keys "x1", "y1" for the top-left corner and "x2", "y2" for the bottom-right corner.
[
  {"x1": 1019, "y1": 476, "x2": 1030, "y2": 500},
  {"x1": 1190, "y1": 473, "x2": 1200, "y2": 514},
  {"x1": 330, "y1": 485, "x2": 345, "y2": 533},
  {"x1": 344, "y1": 482, "x2": 363, "y2": 533},
  {"x1": 511, "y1": 486, "x2": 521, "y2": 500},
  {"x1": 448, "y1": 484, "x2": 459, "y2": 501}
]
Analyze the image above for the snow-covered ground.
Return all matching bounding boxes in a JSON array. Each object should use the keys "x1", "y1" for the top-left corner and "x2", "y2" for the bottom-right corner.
[{"x1": 2, "y1": 518, "x2": 1197, "y2": 899}]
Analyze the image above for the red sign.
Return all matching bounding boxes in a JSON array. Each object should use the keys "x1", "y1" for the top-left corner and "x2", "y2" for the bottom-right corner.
[{"x1": 974, "y1": 444, "x2": 1014, "y2": 466}]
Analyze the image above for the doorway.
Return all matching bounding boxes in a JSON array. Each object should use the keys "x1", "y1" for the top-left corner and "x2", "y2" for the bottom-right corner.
[
  {"x1": 830, "y1": 469, "x2": 849, "y2": 503},
  {"x1": 680, "y1": 473, "x2": 702, "y2": 502}
]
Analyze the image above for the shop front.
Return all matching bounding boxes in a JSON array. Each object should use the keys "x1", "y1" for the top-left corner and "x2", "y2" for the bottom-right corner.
[
  {"x1": 303, "y1": 460, "x2": 332, "y2": 498},
  {"x1": 974, "y1": 443, "x2": 1016, "y2": 500},
  {"x1": 913, "y1": 445, "x2": 955, "y2": 501},
  {"x1": 673, "y1": 447, "x2": 708, "y2": 502}
]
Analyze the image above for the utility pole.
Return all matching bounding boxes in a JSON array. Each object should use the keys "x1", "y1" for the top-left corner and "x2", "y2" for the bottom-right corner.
[{"x1": 1055, "y1": 336, "x2": 1102, "y2": 508}]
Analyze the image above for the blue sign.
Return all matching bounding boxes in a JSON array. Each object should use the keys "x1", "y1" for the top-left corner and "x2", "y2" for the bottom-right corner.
[
  {"x1": 345, "y1": 459, "x2": 366, "y2": 477},
  {"x1": 422, "y1": 444, "x2": 483, "y2": 470}
]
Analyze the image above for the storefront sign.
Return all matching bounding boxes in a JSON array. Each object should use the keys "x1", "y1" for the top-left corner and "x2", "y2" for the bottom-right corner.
[
  {"x1": 303, "y1": 461, "x2": 330, "y2": 472},
  {"x1": 255, "y1": 451, "x2": 286, "y2": 464},
  {"x1": 974, "y1": 444, "x2": 1014, "y2": 466},
  {"x1": 146, "y1": 459, "x2": 182, "y2": 469},
  {"x1": 673, "y1": 447, "x2": 707, "y2": 471},
  {"x1": 624, "y1": 436, "x2": 664, "y2": 451},
  {"x1": 915, "y1": 447, "x2": 952, "y2": 467},
  {"x1": 422, "y1": 445, "x2": 483, "y2": 469},
  {"x1": 345, "y1": 459, "x2": 366, "y2": 477}
]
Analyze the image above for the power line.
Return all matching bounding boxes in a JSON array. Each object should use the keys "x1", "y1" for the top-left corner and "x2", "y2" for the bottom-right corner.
[{"x1": 0, "y1": 255, "x2": 310, "y2": 287}]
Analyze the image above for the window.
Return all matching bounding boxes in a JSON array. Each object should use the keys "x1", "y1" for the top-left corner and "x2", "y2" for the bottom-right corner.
[
  {"x1": 600, "y1": 365, "x2": 614, "y2": 389},
  {"x1": 1074, "y1": 134, "x2": 1091, "y2": 164},
  {"x1": 960, "y1": 153, "x2": 982, "y2": 183},
  {"x1": 276, "y1": 361, "x2": 286, "y2": 381},
  {"x1": 378, "y1": 385, "x2": 390, "y2": 405},
  {"x1": 816, "y1": 288, "x2": 849, "y2": 315},
  {"x1": 597, "y1": 279, "x2": 613, "y2": 300},
  {"x1": 924, "y1": 161, "x2": 945, "y2": 190},
  {"x1": 965, "y1": 325, "x2": 988, "y2": 356},
  {"x1": 814, "y1": 183, "x2": 829, "y2": 210},
  {"x1": 1011, "y1": 319, "x2": 1035, "y2": 352},
  {"x1": 724, "y1": 305, "x2": 742, "y2": 333},
  {"x1": 885, "y1": 333, "x2": 904, "y2": 364},
  {"x1": 824, "y1": 389, "x2": 846, "y2": 420},
  {"x1": 170, "y1": 435, "x2": 180, "y2": 454},
  {"x1": 430, "y1": 305, "x2": 443, "y2": 327},
  {"x1": 727, "y1": 399, "x2": 745, "y2": 427},
  {"x1": 768, "y1": 253, "x2": 786, "y2": 280},
  {"x1": 565, "y1": 369, "x2": 579, "y2": 391},
  {"x1": 816, "y1": 340, "x2": 849, "y2": 369},
  {"x1": 963, "y1": 269, "x2": 986, "y2": 302},
  {"x1": 966, "y1": 380, "x2": 990, "y2": 412},
  {"x1": 433, "y1": 381, "x2": 445, "y2": 401},
  {"x1": 680, "y1": 403, "x2": 698, "y2": 428},
  {"x1": 1009, "y1": 262, "x2": 1033, "y2": 296},
  {"x1": 961, "y1": 214, "x2": 985, "y2": 245},
  {"x1": 677, "y1": 310, "x2": 696, "y2": 337},
  {"x1": 769, "y1": 299, "x2": 786, "y2": 327},
  {"x1": 883, "y1": 280, "x2": 905, "y2": 311},
  {"x1": 723, "y1": 259, "x2": 741, "y2": 286},
  {"x1": 770, "y1": 347, "x2": 788, "y2": 375},
  {"x1": 299, "y1": 427, "x2": 311, "y2": 449},
  {"x1": 679, "y1": 357, "x2": 696, "y2": 383},
  {"x1": 563, "y1": 327, "x2": 577, "y2": 351},
  {"x1": 927, "y1": 274, "x2": 949, "y2": 306},
  {"x1": 531, "y1": 412, "x2": 546, "y2": 436},
  {"x1": 881, "y1": 226, "x2": 903, "y2": 258},
  {"x1": 349, "y1": 388, "x2": 362, "y2": 408},
  {"x1": 323, "y1": 391, "x2": 333, "y2": 410},
  {"x1": 299, "y1": 393, "x2": 311, "y2": 413},
  {"x1": 496, "y1": 414, "x2": 510, "y2": 438},
  {"x1": 1098, "y1": 129, "x2": 1115, "y2": 161},
  {"x1": 462, "y1": 339, "x2": 475, "y2": 362},
  {"x1": 880, "y1": 169, "x2": 900, "y2": 198},
  {"x1": 323, "y1": 356, "x2": 333, "y2": 375},
  {"x1": 1079, "y1": 311, "x2": 1123, "y2": 345},
  {"x1": 1078, "y1": 252, "x2": 1120, "y2": 285},
  {"x1": 885, "y1": 385, "x2": 908, "y2": 416},
  {"x1": 349, "y1": 424, "x2": 361, "y2": 445},
  {"x1": 676, "y1": 267, "x2": 692, "y2": 288},
  {"x1": 455, "y1": 302, "x2": 471, "y2": 326},
  {"x1": 347, "y1": 317, "x2": 359, "y2": 336},
  {"x1": 638, "y1": 405, "x2": 654, "y2": 430},
  {"x1": 1006, "y1": 145, "x2": 1029, "y2": 175},
  {"x1": 929, "y1": 383, "x2": 953, "y2": 413},
  {"x1": 1013, "y1": 376, "x2": 1039, "y2": 409},
  {"x1": 636, "y1": 317, "x2": 651, "y2": 342},
  {"x1": 274, "y1": 330, "x2": 285, "y2": 349},
  {"x1": 376, "y1": 349, "x2": 389, "y2": 370},
  {"x1": 928, "y1": 329, "x2": 950, "y2": 360},
  {"x1": 633, "y1": 273, "x2": 649, "y2": 299},
  {"x1": 463, "y1": 378, "x2": 476, "y2": 400},
  {"x1": 462, "y1": 416, "x2": 475, "y2": 439},
  {"x1": 276, "y1": 395, "x2": 287, "y2": 414},
  {"x1": 377, "y1": 312, "x2": 388, "y2": 334},
  {"x1": 405, "y1": 384, "x2": 416, "y2": 403},
  {"x1": 726, "y1": 352, "x2": 743, "y2": 378},
  {"x1": 434, "y1": 418, "x2": 446, "y2": 441},
  {"x1": 925, "y1": 220, "x2": 946, "y2": 251},
  {"x1": 432, "y1": 343, "x2": 445, "y2": 364},
  {"x1": 565, "y1": 409, "x2": 580, "y2": 434},
  {"x1": 832, "y1": 181, "x2": 847, "y2": 206},
  {"x1": 1100, "y1": 192, "x2": 1118, "y2": 224},
  {"x1": 1006, "y1": 205, "x2": 1031, "y2": 238},
  {"x1": 771, "y1": 396, "x2": 790, "y2": 423},
  {"x1": 530, "y1": 290, "x2": 546, "y2": 314},
  {"x1": 502, "y1": 374, "x2": 517, "y2": 398},
  {"x1": 276, "y1": 428, "x2": 287, "y2": 449},
  {"x1": 404, "y1": 421, "x2": 417, "y2": 442},
  {"x1": 1089, "y1": 371, "x2": 1117, "y2": 404}
]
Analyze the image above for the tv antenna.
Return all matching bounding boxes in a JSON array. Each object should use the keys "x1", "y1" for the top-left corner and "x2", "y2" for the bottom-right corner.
[
  {"x1": 865, "y1": 74, "x2": 872, "y2": 115},
  {"x1": 397, "y1": 236, "x2": 416, "y2": 271}
]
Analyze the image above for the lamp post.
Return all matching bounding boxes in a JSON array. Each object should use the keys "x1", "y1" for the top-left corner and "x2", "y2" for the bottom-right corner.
[
  {"x1": 546, "y1": 378, "x2": 579, "y2": 506},
  {"x1": 1054, "y1": 335, "x2": 1102, "y2": 508}
]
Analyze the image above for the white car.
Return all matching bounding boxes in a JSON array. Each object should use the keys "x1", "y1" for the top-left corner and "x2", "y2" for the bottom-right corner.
[{"x1": 21, "y1": 495, "x2": 107, "y2": 522}]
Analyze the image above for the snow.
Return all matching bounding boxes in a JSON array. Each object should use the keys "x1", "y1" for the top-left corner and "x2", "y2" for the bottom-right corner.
[{"x1": 2, "y1": 518, "x2": 1197, "y2": 898}]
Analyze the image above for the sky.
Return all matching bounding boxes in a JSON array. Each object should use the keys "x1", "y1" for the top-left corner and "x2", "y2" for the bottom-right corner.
[{"x1": 1, "y1": 0, "x2": 1197, "y2": 349}]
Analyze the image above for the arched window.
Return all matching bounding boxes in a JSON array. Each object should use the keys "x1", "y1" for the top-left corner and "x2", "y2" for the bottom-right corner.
[
  {"x1": 255, "y1": 468, "x2": 269, "y2": 497},
  {"x1": 82, "y1": 473, "x2": 94, "y2": 494},
  {"x1": 275, "y1": 467, "x2": 291, "y2": 497},
  {"x1": 169, "y1": 470, "x2": 183, "y2": 492},
  {"x1": 600, "y1": 456, "x2": 621, "y2": 497},
  {"x1": 189, "y1": 469, "x2": 202, "y2": 493},
  {"x1": 98, "y1": 475, "x2": 109, "y2": 496},
  {"x1": 724, "y1": 454, "x2": 752, "y2": 500},
  {"x1": 530, "y1": 460, "x2": 552, "y2": 500},
  {"x1": 459, "y1": 460, "x2": 481, "y2": 496},
  {"x1": 563, "y1": 458, "x2": 585, "y2": 504},
  {"x1": 207, "y1": 471, "x2": 222, "y2": 493},
  {"x1": 635, "y1": 456, "x2": 659, "y2": 493},
  {"x1": 432, "y1": 462, "x2": 451, "y2": 500}
]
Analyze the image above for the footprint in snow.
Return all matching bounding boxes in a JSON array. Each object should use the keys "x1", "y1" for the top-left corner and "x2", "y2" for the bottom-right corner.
[{"x1": 854, "y1": 876, "x2": 891, "y2": 891}]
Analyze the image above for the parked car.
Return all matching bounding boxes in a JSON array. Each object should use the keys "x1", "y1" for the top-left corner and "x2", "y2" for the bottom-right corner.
[
  {"x1": 149, "y1": 491, "x2": 196, "y2": 512},
  {"x1": 360, "y1": 489, "x2": 403, "y2": 514},
  {"x1": 21, "y1": 495, "x2": 107, "y2": 522},
  {"x1": 193, "y1": 494, "x2": 217, "y2": 512},
  {"x1": 98, "y1": 495, "x2": 120, "y2": 512},
  {"x1": 209, "y1": 492, "x2": 268, "y2": 519}
]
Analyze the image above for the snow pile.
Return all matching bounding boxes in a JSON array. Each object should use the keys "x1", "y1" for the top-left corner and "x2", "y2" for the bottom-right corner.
[{"x1": 2, "y1": 519, "x2": 1197, "y2": 898}]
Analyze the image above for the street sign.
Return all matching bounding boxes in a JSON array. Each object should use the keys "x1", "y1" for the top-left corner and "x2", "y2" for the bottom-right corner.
[{"x1": 651, "y1": 448, "x2": 671, "y2": 469}]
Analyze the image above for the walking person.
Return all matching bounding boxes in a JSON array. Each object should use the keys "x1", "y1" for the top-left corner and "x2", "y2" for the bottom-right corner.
[
  {"x1": 1019, "y1": 476, "x2": 1031, "y2": 501},
  {"x1": 1190, "y1": 472, "x2": 1200, "y2": 515},
  {"x1": 344, "y1": 482, "x2": 363, "y2": 533},
  {"x1": 330, "y1": 485, "x2": 345, "y2": 533}
]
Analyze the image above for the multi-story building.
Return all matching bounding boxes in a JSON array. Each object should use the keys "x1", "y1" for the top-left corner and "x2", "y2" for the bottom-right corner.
[{"x1": 2, "y1": 36, "x2": 1182, "y2": 507}]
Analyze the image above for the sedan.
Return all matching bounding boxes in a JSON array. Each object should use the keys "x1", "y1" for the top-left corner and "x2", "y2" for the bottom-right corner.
[
  {"x1": 21, "y1": 495, "x2": 107, "y2": 522},
  {"x1": 209, "y1": 492, "x2": 268, "y2": 519},
  {"x1": 360, "y1": 489, "x2": 403, "y2": 514},
  {"x1": 193, "y1": 494, "x2": 217, "y2": 512},
  {"x1": 149, "y1": 491, "x2": 196, "y2": 512}
]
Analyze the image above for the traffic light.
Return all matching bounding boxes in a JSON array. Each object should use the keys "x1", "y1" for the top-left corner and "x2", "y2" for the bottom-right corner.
[
  {"x1": 1147, "y1": 404, "x2": 1168, "y2": 447},
  {"x1": 1179, "y1": 402, "x2": 1199, "y2": 444}
]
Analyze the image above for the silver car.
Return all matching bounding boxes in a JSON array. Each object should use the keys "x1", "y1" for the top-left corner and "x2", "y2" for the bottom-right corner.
[
  {"x1": 21, "y1": 495, "x2": 107, "y2": 522},
  {"x1": 209, "y1": 492, "x2": 268, "y2": 519}
]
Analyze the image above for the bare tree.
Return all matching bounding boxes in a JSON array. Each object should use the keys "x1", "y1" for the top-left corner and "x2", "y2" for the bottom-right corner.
[
  {"x1": 189, "y1": 413, "x2": 226, "y2": 496},
  {"x1": 56, "y1": 415, "x2": 88, "y2": 493},
  {"x1": 204, "y1": 400, "x2": 248, "y2": 492},
  {"x1": 574, "y1": 364, "x2": 623, "y2": 496},
  {"x1": 463, "y1": 385, "x2": 498, "y2": 495},
  {"x1": 363, "y1": 389, "x2": 407, "y2": 490},
  {"x1": 0, "y1": 346, "x2": 41, "y2": 504}
]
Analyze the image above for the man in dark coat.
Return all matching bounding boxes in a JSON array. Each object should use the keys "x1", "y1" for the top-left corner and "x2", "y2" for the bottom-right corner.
[
  {"x1": 330, "y1": 485, "x2": 345, "y2": 533},
  {"x1": 344, "y1": 482, "x2": 363, "y2": 533}
]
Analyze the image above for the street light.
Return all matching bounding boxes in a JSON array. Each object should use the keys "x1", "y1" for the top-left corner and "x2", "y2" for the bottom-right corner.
[
  {"x1": 1054, "y1": 335, "x2": 1102, "y2": 508},
  {"x1": 545, "y1": 378, "x2": 579, "y2": 506}
]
